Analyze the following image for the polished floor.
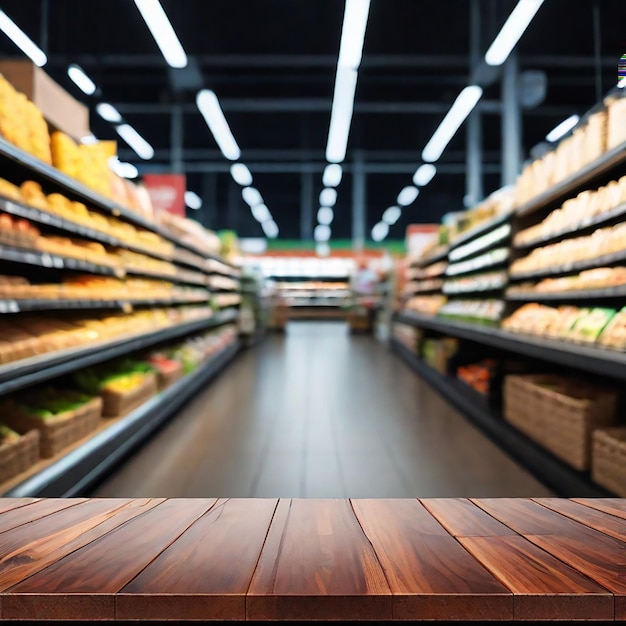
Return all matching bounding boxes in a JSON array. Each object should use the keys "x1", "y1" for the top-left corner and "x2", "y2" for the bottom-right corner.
[{"x1": 92, "y1": 322, "x2": 553, "y2": 498}]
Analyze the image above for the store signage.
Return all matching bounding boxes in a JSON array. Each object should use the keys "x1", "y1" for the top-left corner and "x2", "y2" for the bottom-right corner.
[
  {"x1": 143, "y1": 174, "x2": 186, "y2": 216},
  {"x1": 406, "y1": 224, "x2": 439, "y2": 254}
]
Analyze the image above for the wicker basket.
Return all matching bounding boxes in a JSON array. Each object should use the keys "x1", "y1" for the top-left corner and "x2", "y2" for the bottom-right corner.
[
  {"x1": 504, "y1": 374, "x2": 617, "y2": 470},
  {"x1": 101, "y1": 372, "x2": 158, "y2": 417},
  {"x1": 0, "y1": 429, "x2": 40, "y2": 483},
  {"x1": 592, "y1": 427, "x2": 626, "y2": 497},
  {"x1": 2, "y1": 397, "x2": 102, "y2": 458}
]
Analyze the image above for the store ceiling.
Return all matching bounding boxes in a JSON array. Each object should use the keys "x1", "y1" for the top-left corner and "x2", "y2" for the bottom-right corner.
[{"x1": 0, "y1": 0, "x2": 624, "y2": 242}]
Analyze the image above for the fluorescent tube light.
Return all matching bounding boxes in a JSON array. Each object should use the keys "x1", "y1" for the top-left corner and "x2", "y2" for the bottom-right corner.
[
  {"x1": 422, "y1": 85, "x2": 483, "y2": 163},
  {"x1": 319, "y1": 188, "x2": 338, "y2": 207},
  {"x1": 67, "y1": 64, "x2": 97, "y2": 95},
  {"x1": 134, "y1": 0, "x2": 187, "y2": 68},
  {"x1": 230, "y1": 163, "x2": 253, "y2": 186},
  {"x1": 96, "y1": 103, "x2": 122, "y2": 123},
  {"x1": 371, "y1": 222, "x2": 389, "y2": 242},
  {"x1": 314, "y1": 224, "x2": 331, "y2": 242},
  {"x1": 109, "y1": 157, "x2": 138, "y2": 179},
  {"x1": 196, "y1": 89, "x2": 241, "y2": 161},
  {"x1": 338, "y1": 0, "x2": 371, "y2": 70},
  {"x1": 185, "y1": 190, "x2": 202, "y2": 210},
  {"x1": 262, "y1": 219, "x2": 279, "y2": 239},
  {"x1": 251, "y1": 204, "x2": 271, "y2": 223},
  {"x1": 412, "y1": 163, "x2": 437, "y2": 186},
  {"x1": 326, "y1": 67, "x2": 358, "y2": 163},
  {"x1": 115, "y1": 124, "x2": 154, "y2": 160},
  {"x1": 242, "y1": 186, "x2": 263, "y2": 207},
  {"x1": 317, "y1": 207, "x2": 334, "y2": 225},
  {"x1": 322, "y1": 163, "x2": 343, "y2": 187},
  {"x1": 485, "y1": 0, "x2": 545, "y2": 66},
  {"x1": 397, "y1": 186, "x2": 419, "y2": 206},
  {"x1": 545, "y1": 114, "x2": 580, "y2": 142},
  {"x1": 382, "y1": 206, "x2": 401, "y2": 225},
  {"x1": 0, "y1": 10, "x2": 47, "y2": 67}
]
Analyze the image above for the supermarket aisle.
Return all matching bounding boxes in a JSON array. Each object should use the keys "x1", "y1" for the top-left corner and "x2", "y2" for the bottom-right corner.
[{"x1": 92, "y1": 322, "x2": 552, "y2": 498}]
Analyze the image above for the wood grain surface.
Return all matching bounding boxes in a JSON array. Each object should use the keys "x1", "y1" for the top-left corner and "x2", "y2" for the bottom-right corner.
[{"x1": 0, "y1": 497, "x2": 622, "y2": 622}]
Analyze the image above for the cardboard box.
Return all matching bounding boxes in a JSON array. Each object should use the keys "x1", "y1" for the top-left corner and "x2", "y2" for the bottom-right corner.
[{"x1": 0, "y1": 60, "x2": 90, "y2": 140}]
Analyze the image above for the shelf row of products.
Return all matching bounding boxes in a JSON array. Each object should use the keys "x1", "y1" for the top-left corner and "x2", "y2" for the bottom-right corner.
[
  {"x1": 391, "y1": 323, "x2": 626, "y2": 497},
  {"x1": 0, "y1": 323, "x2": 239, "y2": 493}
]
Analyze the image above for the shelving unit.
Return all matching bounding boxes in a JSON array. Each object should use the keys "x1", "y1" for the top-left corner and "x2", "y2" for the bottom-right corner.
[{"x1": 0, "y1": 132, "x2": 243, "y2": 496}]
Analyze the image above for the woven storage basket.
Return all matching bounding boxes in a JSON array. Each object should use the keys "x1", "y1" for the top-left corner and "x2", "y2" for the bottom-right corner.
[
  {"x1": 101, "y1": 372, "x2": 158, "y2": 417},
  {"x1": 0, "y1": 429, "x2": 40, "y2": 483},
  {"x1": 592, "y1": 427, "x2": 626, "y2": 497},
  {"x1": 2, "y1": 397, "x2": 102, "y2": 458},
  {"x1": 503, "y1": 374, "x2": 617, "y2": 470},
  {"x1": 155, "y1": 363, "x2": 184, "y2": 391}
]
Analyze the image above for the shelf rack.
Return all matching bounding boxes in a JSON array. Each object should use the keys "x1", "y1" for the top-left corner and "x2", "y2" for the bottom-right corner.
[
  {"x1": 391, "y1": 338, "x2": 611, "y2": 498},
  {"x1": 506, "y1": 284, "x2": 626, "y2": 302},
  {"x1": 2, "y1": 339, "x2": 242, "y2": 497}
]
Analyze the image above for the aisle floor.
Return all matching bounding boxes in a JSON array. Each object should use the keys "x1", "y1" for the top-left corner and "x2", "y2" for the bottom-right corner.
[{"x1": 93, "y1": 322, "x2": 553, "y2": 498}]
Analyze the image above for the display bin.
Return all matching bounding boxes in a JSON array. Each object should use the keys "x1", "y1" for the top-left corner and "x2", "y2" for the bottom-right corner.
[
  {"x1": 503, "y1": 374, "x2": 618, "y2": 470},
  {"x1": 592, "y1": 427, "x2": 626, "y2": 496},
  {"x1": 154, "y1": 362, "x2": 184, "y2": 391},
  {"x1": 2, "y1": 397, "x2": 102, "y2": 458},
  {"x1": 0, "y1": 429, "x2": 39, "y2": 482},
  {"x1": 101, "y1": 372, "x2": 158, "y2": 417}
]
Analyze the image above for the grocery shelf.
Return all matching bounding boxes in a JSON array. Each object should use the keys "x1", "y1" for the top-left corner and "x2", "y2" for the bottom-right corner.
[
  {"x1": 510, "y1": 247, "x2": 626, "y2": 281},
  {"x1": 0, "y1": 308, "x2": 238, "y2": 396},
  {"x1": 516, "y1": 139, "x2": 626, "y2": 218},
  {"x1": 394, "y1": 310, "x2": 626, "y2": 380},
  {"x1": 514, "y1": 201, "x2": 626, "y2": 250},
  {"x1": 507, "y1": 284, "x2": 626, "y2": 301},
  {"x1": 0, "y1": 244, "x2": 125, "y2": 278},
  {"x1": 443, "y1": 279, "x2": 507, "y2": 295},
  {"x1": 449, "y1": 210, "x2": 513, "y2": 249},
  {"x1": 446, "y1": 248, "x2": 509, "y2": 276},
  {"x1": 124, "y1": 265, "x2": 207, "y2": 286},
  {"x1": 0, "y1": 296, "x2": 209, "y2": 314},
  {"x1": 2, "y1": 339, "x2": 242, "y2": 497},
  {"x1": 391, "y1": 338, "x2": 612, "y2": 497},
  {"x1": 411, "y1": 246, "x2": 449, "y2": 268},
  {"x1": 449, "y1": 223, "x2": 511, "y2": 262},
  {"x1": 0, "y1": 197, "x2": 176, "y2": 263},
  {"x1": 0, "y1": 137, "x2": 232, "y2": 264}
]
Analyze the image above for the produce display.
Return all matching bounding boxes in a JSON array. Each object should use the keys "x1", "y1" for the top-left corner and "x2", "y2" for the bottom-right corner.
[
  {"x1": 0, "y1": 211, "x2": 40, "y2": 248},
  {"x1": 510, "y1": 222, "x2": 626, "y2": 277},
  {"x1": 457, "y1": 360, "x2": 497, "y2": 396},
  {"x1": 438, "y1": 299, "x2": 505, "y2": 325},
  {"x1": 514, "y1": 174, "x2": 626, "y2": 248}
]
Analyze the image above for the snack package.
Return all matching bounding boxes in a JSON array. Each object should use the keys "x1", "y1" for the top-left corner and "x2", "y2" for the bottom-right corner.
[{"x1": 566, "y1": 307, "x2": 615, "y2": 343}]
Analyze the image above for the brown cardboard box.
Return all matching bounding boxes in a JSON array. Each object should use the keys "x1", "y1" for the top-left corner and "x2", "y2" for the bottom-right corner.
[{"x1": 0, "y1": 60, "x2": 89, "y2": 140}]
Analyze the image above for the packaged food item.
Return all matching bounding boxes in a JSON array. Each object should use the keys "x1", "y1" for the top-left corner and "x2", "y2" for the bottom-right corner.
[{"x1": 567, "y1": 308, "x2": 615, "y2": 343}]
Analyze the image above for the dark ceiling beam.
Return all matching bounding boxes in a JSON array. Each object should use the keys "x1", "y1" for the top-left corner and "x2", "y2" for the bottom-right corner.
[
  {"x1": 112, "y1": 99, "x2": 577, "y2": 116},
  {"x1": 132, "y1": 161, "x2": 501, "y2": 175},
  {"x1": 45, "y1": 54, "x2": 620, "y2": 69}
]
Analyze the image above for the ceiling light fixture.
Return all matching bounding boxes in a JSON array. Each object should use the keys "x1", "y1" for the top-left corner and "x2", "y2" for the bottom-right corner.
[
  {"x1": 230, "y1": 163, "x2": 253, "y2": 186},
  {"x1": 262, "y1": 219, "x2": 279, "y2": 239},
  {"x1": 316, "y1": 243, "x2": 331, "y2": 257},
  {"x1": 67, "y1": 64, "x2": 97, "y2": 95},
  {"x1": 115, "y1": 123, "x2": 155, "y2": 160},
  {"x1": 251, "y1": 204, "x2": 271, "y2": 223},
  {"x1": 80, "y1": 134, "x2": 98, "y2": 145},
  {"x1": 242, "y1": 186, "x2": 263, "y2": 207},
  {"x1": 322, "y1": 163, "x2": 343, "y2": 187},
  {"x1": 96, "y1": 102, "x2": 122, "y2": 123},
  {"x1": 371, "y1": 221, "x2": 389, "y2": 242},
  {"x1": 314, "y1": 224, "x2": 331, "y2": 242},
  {"x1": 185, "y1": 190, "x2": 202, "y2": 210},
  {"x1": 484, "y1": 0, "x2": 545, "y2": 66},
  {"x1": 412, "y1": 163, "x2": 437, "y2": 187},
  {"x1": 382, "y1": 206, "x2": 401, "y2": 225},
  {"x1": 319, "y1": 188, "x2": 338, "y2": 207},
  {"x1": 397, "y1": 186, "x2": 419, "y2": 206},
  {"x1": 337, "y1": 0, "x2": 371, "y2": 70},
  {"x1": 545, "y1": 114, "x2": 580, "y2": 143},
  {"x1": 421, "y1": 85, "x2": 483, "y2": 163},
  {"x1": 109, "y1": 157, "x2": 139, "y2": 179},
  {"x1": 133, "y1": 0, "x2": 187, "y2": 68},
  {"x1": 0, "y1": 10, "x2": 47, "y2": 67},
  {"x1": 326, "y1": 67, "x2": 358, "y2": 163},
  {"x1": 317, "y1": 207, "x2": 334, "y2": 225},
  {"x1": 196, "y1": 89, "x2": 241, "y2": 161}
]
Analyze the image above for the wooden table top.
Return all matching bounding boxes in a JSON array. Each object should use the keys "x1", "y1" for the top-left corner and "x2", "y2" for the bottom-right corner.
[{"x1": 0, "y1": 497, "x2": 623, "y2": 622}]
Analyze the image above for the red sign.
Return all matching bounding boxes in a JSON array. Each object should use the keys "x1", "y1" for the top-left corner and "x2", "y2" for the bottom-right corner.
[{"x1": 143, "y1": 174, "x2": 186, "y2": 216}]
